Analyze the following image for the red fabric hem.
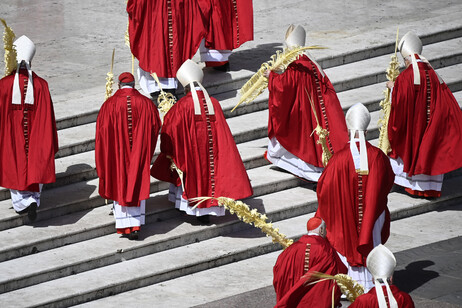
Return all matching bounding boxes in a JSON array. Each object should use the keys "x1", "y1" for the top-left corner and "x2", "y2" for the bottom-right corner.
[
  {"x1": 117, "y1": 226, "x2": 140, "y2": 234},
  {"x1": 263, "y1": 150, "x2": 270, "y2": 163},
  {"x1": 205, "y1": 61, "x2": 228, "y2": 67},
  {"x1": 404, "y1": 188, "x2": 441, "y2": 198}
]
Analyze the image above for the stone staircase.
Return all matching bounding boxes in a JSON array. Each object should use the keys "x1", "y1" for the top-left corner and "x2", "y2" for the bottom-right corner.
[{"x1": 1, "y1": 12, "x2": 462, "y2": 308}]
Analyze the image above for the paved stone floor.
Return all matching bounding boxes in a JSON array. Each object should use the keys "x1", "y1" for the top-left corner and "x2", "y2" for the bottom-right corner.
[{"x1": 194, "y1": 235, "x2": 462, "y2": 307}]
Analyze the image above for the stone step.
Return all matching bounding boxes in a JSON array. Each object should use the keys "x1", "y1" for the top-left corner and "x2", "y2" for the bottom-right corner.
[
  {"x1": 77, "y1": 201, "x2": 462, "y2": 308},
  {"x1": 0, "y1": 174, "x2": 460, "y2": 306},
  {"x1": 219, "y1": 59, "x2": 462, "y2": 121},
  {"x1": 51, "y1": 62, "x2": 462, "y2": 195},
  {"x1": 3, "y1": 39, "x2": 460, "y2": 200},
  {"x1": 337, "y1": 62, "x2": 462, "y2": 114},
  {"x1": 0, "y1": 163, "x2": 305, "y2": 258},
  {"x1": 52, "y1": 25, "x2": 462, "y2": 131},
  {"x1": 0, "y1": 134, "x2": 270, "y2": 202},
  {"x1": 2, "y1": 79, "x2": 462, "y2": 227},
  {"x1": 326, "y1": 37, "x2": 462, "y2": 93},
  {"x1": 0, "y1": 185, "x2": 316, "y2": 294},
  {"x1": 53, "y1": 38, "x2": 462, "y2": 160}
]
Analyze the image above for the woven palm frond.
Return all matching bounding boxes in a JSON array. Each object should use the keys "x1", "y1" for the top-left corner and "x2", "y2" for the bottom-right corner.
[
  {"x1": 157, "y1": 91, "x2": 176, "y2": 114},
  {"x1": 305, "y1": 88, "x2": 332, "y2": 166},
  {"x1": 232, "y1": 45, "x2": 327, "y2": 112},
  {"x1": 189, "y1": 196, "x2": 294, "y2": 249},
  {"x1": 305, "y1": 272, "x2": 365, "y2": 303},
  {"x1": 125, "y1": 0, "x2": 130, "y2": 48},
  {"x1": 104, "y1": 49, "x2": 115, "y2": 100},
  {"x1": 150, "y1": 72, "x2": 177, "y2": 114},
  {"x1": 1, "y1": 18, "x2": 17, "y2": 77},
  {"x1": 378, "y1": 28, "x2": 400, "y2": 155}
]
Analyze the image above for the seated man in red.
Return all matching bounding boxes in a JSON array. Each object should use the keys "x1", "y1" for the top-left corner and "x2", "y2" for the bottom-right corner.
[
  {"x1": 273, "y1": 217, "x2": 347, "y2": 308},
  {"x1": 350, "y1": 244, "x2": 415, "y2": 308},
  {"x1": 151, "y1": 60, "x2": 253, "y2": 224}
]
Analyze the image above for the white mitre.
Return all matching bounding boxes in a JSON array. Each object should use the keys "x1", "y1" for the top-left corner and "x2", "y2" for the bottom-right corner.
[
  {"x1": 398, "y1": 31, "x2": 422, "y2": 58},
  {"x1": 285, "y1": 24, "x2": 306, "y2": 48},
  {"x1": 12, "y1": 35, "x2": 36, "y2": 106},
  {"x1": 176, "y1": 59, "x2": 214, "y2": 115},
  {"x1": 284, "y1": 24, "x2": 324, "y2": 77},
  {"x1": 398, "y1": 31, "x2": 423, "y2": 85},
  {"x1": 345, "y1": 103, "x2": 370, "y2": 174},
  {"x1": 367, "y1": 245, "x2": 398, "y2": 308}
]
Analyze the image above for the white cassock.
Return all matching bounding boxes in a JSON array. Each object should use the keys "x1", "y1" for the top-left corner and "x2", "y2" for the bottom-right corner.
[
  {"x1": 266, "y1": 137, "x2": 324, "y2": 182},
  {"x1": 137, "y1": 67, "x2": 178, "y2": 95},
  {"x1": 113, "y1": 200, "x2": 146, "y2": 229},
  {"x1": 168, "y1": 184, "x2": 225, "y2": 217},
  {"x1": 199, "y1": 39, "x2": 231, "y2": 63},
  {"x1": 336, "y1": 139, "x2": 386, "y2": 292},
  {"x1": 389, "y1": 157, "x2": 444, "y2": 192},
  {"x1": 10, "y1": 184, "x2": 43, "y2": 212}
]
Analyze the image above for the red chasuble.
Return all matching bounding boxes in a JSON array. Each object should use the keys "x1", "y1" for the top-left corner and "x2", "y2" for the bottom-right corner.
[
  {"x1": 388, "y1": 60, "x2": 462, "y2": 176},
  {"x1": 0, "y1": 71, "x2": 58, "y2": 192},
  {"x1": 316, "y1": 142, "x2": 395, "y2": 267},
  {"x1": 151, "y1": 90, "x2": 253, "y2": 208},
  {"x1": 127, "y1": 0, "x2": 209, "y2": 78},
  {"x1": 273, "y1": 235, "x2": 347, "y2": 308},
  {"x1": 95, "y1": 88, "x2": 161, "y2": 206},
  {"x1": 204, "y1": 0, "x2": 254, "y2": 51},
  {"x1": 350, "y1": 285, "x2": 415, "y2": 308},
  {"x1": 268, "y1": 55, "x2": 348, "y2": 168}
]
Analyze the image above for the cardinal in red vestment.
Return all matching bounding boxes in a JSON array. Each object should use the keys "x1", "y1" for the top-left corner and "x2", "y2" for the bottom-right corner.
[
  {"x1": 350, "y1": 245, "x2": 415, "y2": 308},
  {"x1": 316, "y1": 103, "x2": 395, "y2": 291},
  {"x1": 266, "y1": 25, "x2": 348, "y2": 182},
  {"x1": 273, "y1": 217, "x2": 347, "y2": 308},
  {"x1": 200, "y1": 0, "x2": 254, "y2": 71},
  {"x1": 387, "y1": 31, "x2": 462, "y2": 198},
  {"x1": 151, "y1": 60, "x2": 253, "y2": 223},
  {"x1": 127, "y1": 0, "x2": 210, "y2": 99},
  {"x1": 95, "y1": 72, "x2": 161, "y2": 239},
  {"x1": 0, "y1": 35, "x2": 58, "y2": 222}
]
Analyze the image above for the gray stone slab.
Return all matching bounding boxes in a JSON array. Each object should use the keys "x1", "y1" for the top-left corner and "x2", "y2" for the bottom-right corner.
[
  {"x1": 0, "y1": 186, "x2": 315, "y2": 293},
  {"x1": 3, "y1": 1, "x2": 462, "y2": 129},
  {"x1": 75, "y1": 201, "x2": 462, "y2": 308},
  {"x1": 0, "y1": 163, "x2": 306, "y2": 261}
]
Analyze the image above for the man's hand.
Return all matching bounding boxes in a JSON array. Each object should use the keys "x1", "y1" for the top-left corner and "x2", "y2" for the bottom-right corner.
[{"x1": 386, "y1": 81, "x2": 394, "y2": 89}]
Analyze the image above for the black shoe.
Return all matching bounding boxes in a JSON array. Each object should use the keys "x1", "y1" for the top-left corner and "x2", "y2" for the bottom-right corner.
[
  {"x1": 16, "y1": 208, "x2": 29, "y2": 215},
  {"x1": 212, "y1": 62, "x2": 230, "y2": 72},
  {"x1": 129, "y1": 230, "x2": 139, "y2": 240},
  {"x1": 28, "y1": 202, "x2": 38, "y2": 222},
  {"x1": 312, "y1": 183, "x2": 317, "y2": 192},
  {"x1": 196, "y1": 215, "x2": 210, "y2": 224}
]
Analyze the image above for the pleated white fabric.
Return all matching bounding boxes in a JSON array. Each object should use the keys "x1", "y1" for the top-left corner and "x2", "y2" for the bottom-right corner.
[
  {"x1": 168, "y1": 184, "x2": 226, "y2": 217},
  {"x1": 137, "y1": 67, "x2": 178, "y2": 94},
  {"x1": 390, "y1": 157, "x2": 444, "y2": 191},
  {"x1": 266, "y1": 137, "x2": 324, "y2": 182},
  {"x1": 337, "y1": 211, "x2": 386, "y2": 292},
  {"x1": 199, "y1": 39, "x2": 231, "y2": 62},
  {"x1": 113, "y1": 200, "x2": 146, "y2": 229},
  {"x1": 10, "y1": 184, "x2": 43, "y2": 212}
]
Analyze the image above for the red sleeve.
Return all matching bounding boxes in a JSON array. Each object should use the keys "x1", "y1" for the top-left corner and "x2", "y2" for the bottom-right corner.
[
  {"x1": 150, "y1": 105, "x2": 181, "y2": 186},
  {"x1": 273, "y1": 242, "x2": 306, "y2": 302},
  {"x1": 275, "y1": 237, "x2": 347, "y2": 308},
  {"x1": 388, "y1": 66, "x2": 415, "y2": 160},
  {"x1": 357, "y1": 146, "x2": 394, "y2": 257}
]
